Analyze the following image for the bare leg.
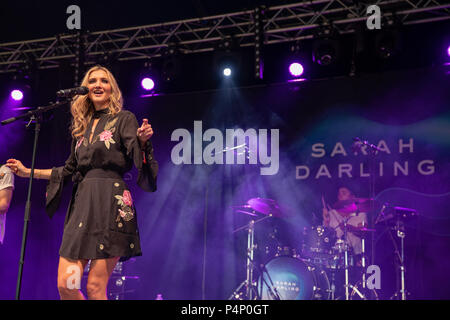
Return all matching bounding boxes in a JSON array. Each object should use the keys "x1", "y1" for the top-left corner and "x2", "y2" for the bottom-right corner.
[
  {"x1": 57, "y1": 256, "x2": 89, "y2": 300},
  {"x1": 86, "y1": 257, "x2": 120, "y2": 300}
]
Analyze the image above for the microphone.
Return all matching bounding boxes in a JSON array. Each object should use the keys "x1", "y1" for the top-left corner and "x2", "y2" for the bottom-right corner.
[
  {"x1": 352, "y1": 137, "x2": 382, "y2": 153},
  {"x1": 56, "y1": 86, "x2": 89, "y2": 97}
]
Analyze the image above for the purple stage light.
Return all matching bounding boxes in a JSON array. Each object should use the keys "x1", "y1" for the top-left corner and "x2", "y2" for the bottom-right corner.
[
  {"x1": 141, "y1": 77, "x2": 155, "y2": 91},
  {"x1": 447, "y1": 45, "x2": 450, "y2": 57},
  {"x1": 10, "y1": 89, "x2": 24, "y2": 101},
  {"x1": 289, "y1": 62, "x2": 304, "y2": 77}
]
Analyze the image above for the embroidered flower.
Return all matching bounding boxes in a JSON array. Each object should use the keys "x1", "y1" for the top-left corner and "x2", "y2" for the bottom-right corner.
[
  {"x1": 99, "y1": 130, "x2": 115, "y2": 149},
  {"x1": 100, "y1": 130, "x2": 113, "y2": 141},
  {"x1": 115, "y1": 190, "x2": 134, "y2": 222},
  {"x1": 117, "y1": 206, "x2": 134, "y2": 222},
  {"x1": 90, "y1": 116, "x2": 118, "y2": 148},
  {"x1": 122, "y1": 190, "x2": 133, "y2": 207}
]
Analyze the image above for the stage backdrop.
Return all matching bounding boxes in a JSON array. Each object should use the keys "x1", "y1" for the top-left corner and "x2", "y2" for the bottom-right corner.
[{"x1": 0, "y1": 66, "x2": 449, "y2": 300}]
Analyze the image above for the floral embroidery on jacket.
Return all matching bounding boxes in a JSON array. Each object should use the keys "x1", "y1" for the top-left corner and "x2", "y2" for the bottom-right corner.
[
  {"x1": 90, "y1": 116, "x2": 118, "y2": 149},
  {"x1": 99, "y1": 129, "x2": 115, "y2": 149},
  {"x1": 115, "y1": 189, "x2": 134, "y2": 222}
]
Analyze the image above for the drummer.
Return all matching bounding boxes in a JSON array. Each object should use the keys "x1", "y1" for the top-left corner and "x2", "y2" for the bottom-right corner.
[{"x1": 322, "y1": 186, "x2": 368, "y2": 258}]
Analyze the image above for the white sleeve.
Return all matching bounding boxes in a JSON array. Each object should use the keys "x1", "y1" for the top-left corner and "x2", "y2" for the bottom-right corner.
[
  {"x1": 0, "y1": 167, "x2": 14, "y2": 191},
  {"x1": 328, "y1": 209, "x2": 341, "y2": 228}
]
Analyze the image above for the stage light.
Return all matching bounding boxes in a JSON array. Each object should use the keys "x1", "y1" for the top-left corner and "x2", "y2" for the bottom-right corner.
[
  {"x1": 213, "y1": 36, "x2": 241, "y2": 82},
  {"x1": 447, "y1": 45, "x2": 450, "y2": 57},
  {"x1": 10, "y1": 89, "x2": 24, "y2": 101},
  {"x1": 289, "y1": 62, "x2": 304, "y2": 77},
  {"x1": 223, "y1": 67, "x2": 232, "y2": 77},
  {"x1": 141, "y1": 77, "x2": 155, "y2": 91}
]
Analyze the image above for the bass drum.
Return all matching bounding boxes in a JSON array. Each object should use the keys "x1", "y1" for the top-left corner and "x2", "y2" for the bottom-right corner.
[{"x1": 257, "y1": 256, "x2": 330, "y2": 300}]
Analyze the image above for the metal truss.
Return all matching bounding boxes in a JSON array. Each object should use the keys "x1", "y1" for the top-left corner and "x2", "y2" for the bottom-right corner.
[{"x1": 0, "y1": 0, "x2": 449, "y2": 74}]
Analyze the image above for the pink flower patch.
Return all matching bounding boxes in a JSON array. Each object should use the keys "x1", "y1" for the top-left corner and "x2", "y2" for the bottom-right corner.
[
  {"x1": 122, "y1": 190, "x2": 133, "y2": 207},
  {"x1": 99, "y1": 130, "x2": 113, "y2": 142},
  {"x1": 119, "y1": 209, "x2": 127, "y2": 218}
]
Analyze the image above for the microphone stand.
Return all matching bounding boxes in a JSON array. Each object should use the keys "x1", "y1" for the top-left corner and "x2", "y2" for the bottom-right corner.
[
  {"x1": 1, "y1": 98, "x2": 72, "y2": 300},
  {"x1": 230, "y1": 215, "x2": 273, "y2": 300}
]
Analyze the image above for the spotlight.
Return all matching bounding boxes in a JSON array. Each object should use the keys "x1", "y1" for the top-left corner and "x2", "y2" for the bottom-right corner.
[
  {"x1": 289, "y1": 62, "x2": 304, "y2": 77},
  {"x1": 447, "y1": 45, "x2": 450, "y2": 57},
  {"x1": 223, "y1": 67, "x2": 232, "y2": 77},
  {"x1": 10, "y1": 89, "x2": 24, "y2": 101},
  {"x1": 141, "y1": 77, "x2": 155, "y2": 91},
  {"x1": 213, "y1": 36, "x2": 241, "y2": 81}
]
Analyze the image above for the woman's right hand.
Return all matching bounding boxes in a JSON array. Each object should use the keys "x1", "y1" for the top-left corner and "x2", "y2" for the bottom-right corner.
[{"x1": 6, "y1": 159, "x2": 30, "y2": 178}]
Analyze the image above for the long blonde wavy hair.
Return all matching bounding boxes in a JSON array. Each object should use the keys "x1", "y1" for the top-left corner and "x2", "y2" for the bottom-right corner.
[{"x1": 71, "y1": 65, "x2": 123, "y2": 138}]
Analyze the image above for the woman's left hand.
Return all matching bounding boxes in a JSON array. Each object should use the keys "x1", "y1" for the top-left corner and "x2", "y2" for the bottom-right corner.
[{"x1": 137, "y1": 118, "x2": 154, "y2": 147}]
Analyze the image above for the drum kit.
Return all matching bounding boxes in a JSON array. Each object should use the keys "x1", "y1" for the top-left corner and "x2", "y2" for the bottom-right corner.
[{"x1": 228, "y1": 197, "x2": 417, "y2": 300}]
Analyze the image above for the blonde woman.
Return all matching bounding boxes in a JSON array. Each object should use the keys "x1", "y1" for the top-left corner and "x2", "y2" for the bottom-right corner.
[{"x1": 7, "y1": 65, "x2": 158, "y2": 300}]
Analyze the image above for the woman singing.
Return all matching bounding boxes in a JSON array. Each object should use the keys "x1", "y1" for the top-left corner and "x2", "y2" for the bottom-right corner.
[{"x1": 7, "y1": 65, "x2": 158, "y2": 300}]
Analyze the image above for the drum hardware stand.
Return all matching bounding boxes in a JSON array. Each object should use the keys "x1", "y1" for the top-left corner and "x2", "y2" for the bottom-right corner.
[
  {"x1": 359, "y1": 219, "x2": 368, "y2": 291},
  {"x1": 257, "y1": 264, "x2": 281, "y2": 300},
  {"x1": 229, "y1": 215, "x2": 278, "y2": 300},
  {"x1": 348, "y1": 225, "x2": 369, "y2": 300},
  {"x1": 246, "y1": 219, "x2": 256, "y2": 300},
  {"x1": 342, "y1": 217, "x2": 351, "y2": 300},
  {"x1": 342, "y1": 215, "x2": 372, "y2": 300},
  {"x1": 389, "y1": 218, "x2": 409, "y2": 300},
  {"x1": 330, "y1": 271, "x2": 336, "y2": 300},
  {"x1": 353, "y1": 137, "x2": 384, "y2": 296}
]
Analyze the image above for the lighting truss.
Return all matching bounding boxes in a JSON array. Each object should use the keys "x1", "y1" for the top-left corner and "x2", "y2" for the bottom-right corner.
[{"x1": 0, "y1": 0, "x2": 449, "y2": 73}]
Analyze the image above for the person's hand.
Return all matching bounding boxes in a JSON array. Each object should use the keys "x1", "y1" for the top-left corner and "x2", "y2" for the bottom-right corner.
[
  {"x1": 137, "y1": 119, "x2": 154, "y2": 148},
  {"x1": 6, "y1": 159, "x2": 30, "y2": 178}
]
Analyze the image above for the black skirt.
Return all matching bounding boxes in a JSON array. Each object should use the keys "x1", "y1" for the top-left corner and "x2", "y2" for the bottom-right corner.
[{"x1": 59, "y1": 169, "x2": 142, "y2": 262}]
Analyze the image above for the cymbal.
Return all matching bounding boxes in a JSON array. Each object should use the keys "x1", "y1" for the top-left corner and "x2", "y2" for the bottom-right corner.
[
  {"x1": 247, "y1": 198, "x2": 283, "y2": 217},
  {"x1": 339, "y1": 224, "x2": 376, "y2": 236},
  {"x1": 351, "y1": 227, "x2": 376, "y2": 237},
  {"x1": 232, "y1": 207, "x2": 259, "y2": 217},
  {"x1": 333, "y1": 198, "x2": 375, "y2": 214}
]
